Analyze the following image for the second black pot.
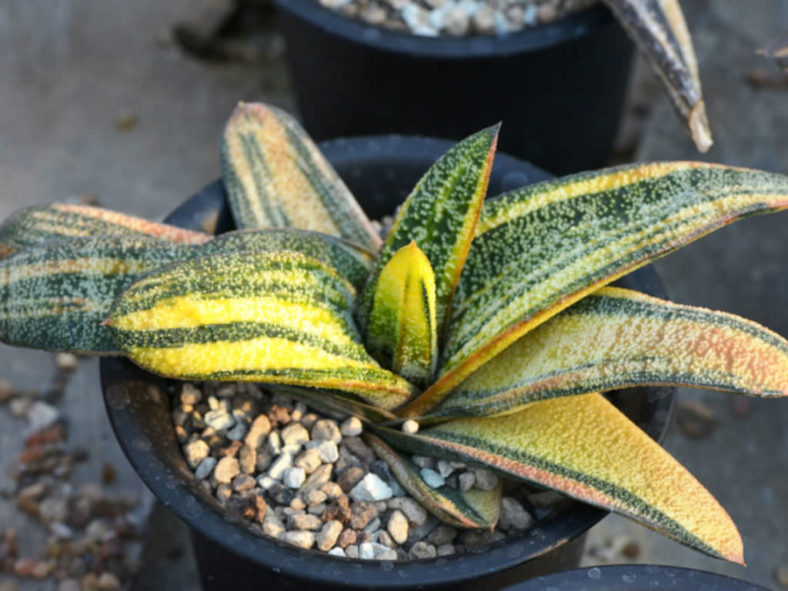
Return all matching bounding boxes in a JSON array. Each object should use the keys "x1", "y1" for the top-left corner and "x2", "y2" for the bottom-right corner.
[
  {"x1": 274, "y1": 0, "x2": 634, "y2": 176},
  {"x1": 101, "y1": 136, "x2": 675, "y2": 591}
]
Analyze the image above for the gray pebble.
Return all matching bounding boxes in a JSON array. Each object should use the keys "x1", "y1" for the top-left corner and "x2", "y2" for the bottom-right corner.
[
  {"x1": 350, "y1": 473, "x2": 394, "y2": 502},
  {"x1": 388, "y1": 497, "x2": 427, "y2": 526},
  {"x1": 195, "y1": 456, "x2": 218, "y2": 480},
  {"x1": 311, "y1": 419, "x2": 342, "y2": 443},
  {"x1": 409, "y1": 541, "x2": 437, "y2": 559},
  {"x1": 500, "y1": 497, "x2": 534, "y2": 530},
  {"x1": 283, "y1": 467, "x2": 306, "y2": 489}
]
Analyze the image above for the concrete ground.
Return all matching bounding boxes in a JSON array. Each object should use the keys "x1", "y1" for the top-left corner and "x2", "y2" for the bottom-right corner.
[{"x1": 0, "y1": 0, "x2": 786, "y2": 589}]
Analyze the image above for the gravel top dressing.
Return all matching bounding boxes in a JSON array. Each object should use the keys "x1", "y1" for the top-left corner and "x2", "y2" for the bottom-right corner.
[
  {"x1": 173, "y1": 381, "x2": 568, "y2": 560},
  {"x1": 315, "y1": 0, "x2": 596, "y2": 37}
]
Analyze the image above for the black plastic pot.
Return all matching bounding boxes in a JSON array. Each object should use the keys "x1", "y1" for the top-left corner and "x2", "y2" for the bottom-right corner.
[
  {"x1": 273, "y1": 0, "x2": 634, "y2": 176},
  {"x1": 505, "y1": 565, "x2": 768, "y2": 591},
  {"x1": 100, "y1": 136, "x2": 675, "y2": 591}
]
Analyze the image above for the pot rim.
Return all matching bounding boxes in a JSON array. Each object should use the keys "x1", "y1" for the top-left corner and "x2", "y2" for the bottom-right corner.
[
  {"x1": 273, "y1": 0, "x2": 614, "y2": 59},
  {"x1": 101, "y1": 134, "x2": 675, "y2": 589}
]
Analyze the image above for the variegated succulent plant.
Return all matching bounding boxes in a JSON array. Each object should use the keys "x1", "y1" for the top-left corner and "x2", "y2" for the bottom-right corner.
[{"x1": 2, "y1": 102, "x2": 788, "y2": 565}]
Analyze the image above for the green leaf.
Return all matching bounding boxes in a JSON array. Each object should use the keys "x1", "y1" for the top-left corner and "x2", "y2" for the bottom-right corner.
[
  {"x1": 366, "y1": 242, "x2": 438, "y2": 384},
  {"x1": 221, "y1": 102, "x2": 381, "y2": 250},
  {"x1": 404, "y1": 162, "x2": 788, "y2": 416},
  {"x1": 107, "y1": 250, "x2": 414, "y2": 409},
  {"x1": 365, "y1": 432, "x2": 500, "y2": 529},
  {"x1": 602, "y1": 0, "x2": 711, "y2": 151},
  {"x1": 202, "y1": 228, "x2": 374, "y2": 292},
  {"x1": 357, "y1": 125, "x2": 499, "y2": 339},
  {"x1": 0, "y1": 203, "x2": 208, "y2": 257},
  {"x1": 381, "y1": 394, "x2": 743, "y2": 564},
  {"x1": 0, "y1": 236, "x2": 192, "y2": 353},
  {"x1": 427, "y1": 286, "x2": 788, "y2": 419}
]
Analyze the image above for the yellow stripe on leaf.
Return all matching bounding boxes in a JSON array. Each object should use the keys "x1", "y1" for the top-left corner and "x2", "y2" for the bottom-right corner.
[
  {"x1": 405, "y1": 162, "x2": 788, "y2": 416},
  {"x1": 108, "y1": 250, "x2": 414, "y2": 409},
  {"x1": 221, "y1": 102, "x2": 380, "y2": 250},
  {"x1": 382, "y1": 394, "x2": 743, "y2": 563},
  {"x1": 367, "y1": 242, "x2": 438, "y2": 384},
  {"x1": 427, "y1": 287, "x2": 788, "y2": 419}
]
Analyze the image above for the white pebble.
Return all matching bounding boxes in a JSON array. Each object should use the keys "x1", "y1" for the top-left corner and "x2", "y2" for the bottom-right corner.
[
  {"x1": 350, "y1": 473, "x2": 394, "y2": 502},
  {"x1": 340, "y1": 416, "x2": 363, "y2": 437},
  {"x1": 279, "y1": 531, "x2": 314, "y2": 549},
  {"x1": 283, "y1": 467, "x2": 306, "y2": 489},
  {"x1": 420, "y1": 468, "x2": 445, "y2": 488},
  {"x1": 401, "y1": 419, "x2": 419, "y2": 434},
  {"x1": 327, "y1": 547, "x2": 346, "y2": 557},
  {"x1": 268, "y1": 453, "x2": 293, "y2": 481},
  {"x1": 204, "y1": 409, "x2": 235, "y2": 431},
  {"x1": 257, "y1": 475, "x2": 276, "y2": 490}
]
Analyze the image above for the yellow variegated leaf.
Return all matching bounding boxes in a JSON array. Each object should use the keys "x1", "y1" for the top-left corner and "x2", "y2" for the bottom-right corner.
[
  {"x1": 365, "y1": 432, "x2": 500, "y2": 530},
  {"x1": 404, "y1": 162, "x2": 788, "y2": 416},
  {"x1": 221, "y1": 102, "x2": 380, "y2": 250},
  {"x1": 381, "y1": 394, "x2": 743, "y2": 563},
  {"x1": 0, "y1": 203, "x2": 209, "y2": 256},
  {"x1": 107, "y1": 250, "x2": 414, "y2": 409},
  {"x1": 428, "y1": 287, "x2": 788, "y2": 419},
  {"x1": 367, "y1": 242, "x2": 438, "y2": 383},
  {"x1": 357, "y1": 125, "x2": 499, "y2": 338}
]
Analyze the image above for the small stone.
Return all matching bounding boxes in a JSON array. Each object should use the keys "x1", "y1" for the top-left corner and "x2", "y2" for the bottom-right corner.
[
  {"x1": 288, "y1": 513, "x2": 322, "y2": 531},
  {"x1": 774, "y1": 565, "x2": 788, "y2": 588},
  {"x1": 257, "y1": 475, "x2": 276, "y2": 490},
  {"x1": 340, "y1": 416, "x2": 363, "y2": 436},
  {"x1": 279, "y1": 531, "x2": 314, "y2": 549},
  {"x1": 311, "y1": 419, "x2": 342, "y2": 443},
  {"x1": 204, "y1": 409, "x2": 235, "y2": 431},
  {"x1": 322, "y1": 495, "x2": 352, "y2": 524},
  {"x1": 294, "y1": 448, "x2": 323, "y2": 474},
  {"x1": 291, "y1": 402, "x2": 307, "y2": 422},
  {"x1": 327, "y1": 547, "x2": 346, "y2": 557},
  {"x1": 308, "y1": 502, "x2": 326, "y2": 515},
  {"x1": 50, "y1": 521, "x2": 74, "y2": 539},
  {"x1": 362, "y1": 516, "x2": 381, "y2": 534},
  {"x1": 31, "y1": 559, "x2": 54, "y2": 579},
  {"x1": 436, "y1": 460, "x2": 455, "y2": 478},
  {"x1": 268, "y1": 452, "x2": 293, "y2": 480},
  {"x1": 195, "y1": 456, "x2": 217, "y2": 480},
  {"x1": 401, "y1": 419, "x2": 419, "y2": 434},
  {"x1": 245, "y1": 494, "x2": 268, "y2": 524},
  {"x1": 266, "y1": 431, "x2": 282, "y2": 455},
  {"x1": 388, "y1": 497, "x2": 428, "y2": 526},
  {"x1": 263, "y1": 512, "x2": 285, "y2": 537},
  {"x1": 337, "y1": 466, "x2": 366, "y2": 493},
  {"x1": 55, "y1": 352, "x2": 79, "y2": 371},
  {"x1": 409, "y1": 541, "x2": 437, "y2": 559},
  {"x1": 428, "y1": 525, "x2": 457, "y2": 545},
  {"x1": 214, "y1": 457, "x2": 240, "y2": 484},
  {"x1": 463, "y1": 529, "x2": 506, "y2": 550},
  {"x1": 317, "y1": 520, "x2": 343, "y2": 551},
  {"x1": 378, "y1": 530, "x2": 395, "y2": 547},
  {"x1": 226, "y1": 422, "x2": 248, "y2": 441},
  {"x1": 343, "y1": 436, "x2": 376, "y2": 464},
  {"x1": 437, "y1": 543, "x2": 455, "y2": 556},
  {"x1": 180, "y1": 383, "x2": 202, "y2": 405},
  {"x1": 350, "y1": 473, "x2": 394, "y2": 502},
  {"x1": 500, "y1": 497, "x2": 534, "y2": 530},
  {"x1": 85, "y1": 518, "x2": 112, "y2": 541},
  {"x1": 304, "y1": 489, "x2": 327, "y2": 506},
  {"x1": 412, "y1": 455, "x2": 434, "y2": 469},
  {"x1": 27, "y1": 401, "x2": 60, "y2": 433},
  {"x1": 9, "y1": 397, "x2": 31, "y2": 417},
  {"x1": 349, "y1": 501, "x2": 378, "y2": 530},
  {"x1": 281, "y1": 423, "x2": 310, "y2": 447},
  {"x1": 471, "y1": 5, "x2": 495, "y2": 34},
  {"x1": 216, "y1": 484, "x2": 233, "y2": 503},
  {"x1": 183, "y1": 439, "x2": 210, "y2": 469},
  {"x1": 338, "y1": 528, "x2": 357, "y2": 548},
  {"x1": 345, "y1": 544, "x2": 359, "y2": 559},
  {"x1": 315, "y1": 440, "x2": 339, "y2": 463},
  {"x1": 420, "y1": 468, "x2": 445, "y2": 489},
  {"x1": 244, "y1": 415, "x2": 272, "y2": 448},
  {"x1": 444, "y1": 6, "x2": 470, "y2": 36},
  {"x1": 218, "y1": 440, "x2": 242, "y2": 458},
  {"x1": 283, "y1": 467, "x2": 306, "y2": 489},
  {"x1": 17, "y1": 481, "x2": 46, "y2": 515},
  {"x1": 321, "y1": 482, "x2": 343, "y2": 499},
  {"x1": 387, "y1": 510, "x2": 409, "y2": 544},
  {"x1": 458, "y1": 471, "x2": 476, "y2": 491},
  {"x1": 472, "y1": 468, "x2": 499, "y2": 491},
  {"x1": 239, "y1": 444, "x2": 257, "y2": 474},
  {"x1": 96, "y1": 572, "x2": 120, "y2": 590},
  {"x1": 267, "y1": 404, "x2": 291, "y2": 426},
  {"x1": 302, "y1": 464, "x2": 333, "y2": 491},
  {"x1": 58, "y1": 579, "x2": 81, "y2": 591},
  {"x1": 39, "y1": 497, "x2": 69, "y2": 524},
  {"x1": 290, "y1": 497, "x2": 306, "y2": 511},
  {"x1": 232, "y1": 474, "x2": 256, "y2": 492}
]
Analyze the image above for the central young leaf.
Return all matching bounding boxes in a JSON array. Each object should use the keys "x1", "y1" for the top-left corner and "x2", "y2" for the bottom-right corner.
[{"x1": 366, "y1": 242, "x2": 438, "y2": 384}]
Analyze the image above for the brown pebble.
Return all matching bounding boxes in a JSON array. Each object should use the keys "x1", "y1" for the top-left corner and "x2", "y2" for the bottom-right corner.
[
  {"x1": 244, "y1": 415, "x2": 272, "y2": 449},
  {"x1": 337, "y1": 528, "x2": 357, "y2": 548},
  {"x1": 14, "y1": 557, "x2": 35, "y2": 576},
  {"x1": 290, "y1": 497, "x2": 306, "y2": 511},
  {"x1": 349, "y1": 501, "x2": 378, "y2": 530},
  {"x1": 244, "y1": 494, "x2": 268, "y2": 524},
  {"x1": 101, "y1": 462, "x2": 117, "y2": 484},
  {"x1": 239, "y1": 444, "x2": 257, "y2": 474},
  {"x1": 301, "y1": 464, "x2": 333, "y2": 491},
  {"x1": 337, "y1": 466, "x2": 365, "y2": 493},
  {"x1": 320, "y1": 481, "x2": 343, "y2": 499},
  {"x1": 218, "y1": 440, "x2": 243, "y2": 458},
  {"x1": 31, "y1": 559, "x2": 54, "y2": 579},
  {"x1": 288, "y1": 513, "x2": 322, "y2": 531},
  {"x1": 342, "y1": 437, "x2": 376, "y2": 464},
  {"x1": 0, "y1": 379, "x2": 13, "y2": 402},
  {"x1": 267, "y1": 404, "x2": 291, "y2": 426},
  {"x1": 232, "y1": 474, "x2": 256, "y2": 492},
  {"x1": 322, "y1": 495, "x2": 352, "y2": 524}
]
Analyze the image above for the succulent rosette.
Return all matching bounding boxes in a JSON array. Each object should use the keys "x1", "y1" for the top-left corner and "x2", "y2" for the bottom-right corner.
[{"x1": 3, "y1": 102, "x2": 788, "y2": 564}]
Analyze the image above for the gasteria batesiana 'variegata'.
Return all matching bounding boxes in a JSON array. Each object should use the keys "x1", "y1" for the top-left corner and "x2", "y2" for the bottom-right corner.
[{"x1": 3, "y1": 102, "x2": 788, "y2": 565}]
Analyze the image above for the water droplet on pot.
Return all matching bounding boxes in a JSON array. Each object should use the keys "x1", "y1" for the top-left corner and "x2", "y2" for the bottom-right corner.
[{"x1": 587, "y1": 567, "x2": 601, "y2": 580}]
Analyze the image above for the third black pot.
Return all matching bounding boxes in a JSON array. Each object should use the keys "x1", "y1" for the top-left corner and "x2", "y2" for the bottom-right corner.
[
  {"x1": 273, "y1": 0, "x2": 634, "y2": 176},
  {"x1": 101, "y1": 136, "x2": 675, "y2": 590}
]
